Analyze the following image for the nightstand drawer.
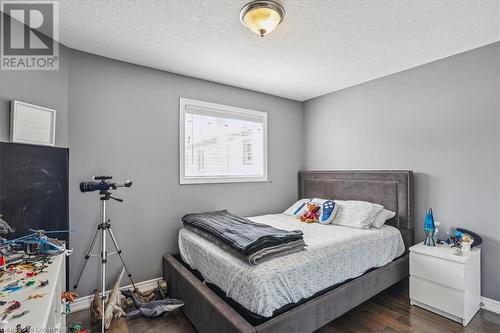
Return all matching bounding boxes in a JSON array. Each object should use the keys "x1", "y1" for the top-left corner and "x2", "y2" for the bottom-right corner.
[
  {"x1": 410, "y1": 252, "x2": 465, "y2": 290},
  {"x1": 410, "y1": 276, "x2": 464, "y2": 318}
]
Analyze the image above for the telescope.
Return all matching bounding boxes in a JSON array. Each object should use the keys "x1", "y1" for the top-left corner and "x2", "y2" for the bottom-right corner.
[
  {"x1": 74, "y1": 174, "x2": 136, "y2": 333},
  {"x1": 80, "y1": 176, "x2": 132, "y2": 193}
]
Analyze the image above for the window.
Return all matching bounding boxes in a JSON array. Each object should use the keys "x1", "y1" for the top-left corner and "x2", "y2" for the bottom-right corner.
[{"x1": 179, "y1": 98, "x2": 268, "y2": 184}]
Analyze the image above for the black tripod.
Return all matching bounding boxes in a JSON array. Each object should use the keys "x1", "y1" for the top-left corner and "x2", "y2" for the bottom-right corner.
[{"x1": 73, "y1": 189, "x2": 136, "y2": 332}]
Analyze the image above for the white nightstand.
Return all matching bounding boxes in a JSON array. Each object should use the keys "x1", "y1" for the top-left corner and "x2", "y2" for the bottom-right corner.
[{"x1": 409, "y1": 242, "x2": 481, "y2": 326}]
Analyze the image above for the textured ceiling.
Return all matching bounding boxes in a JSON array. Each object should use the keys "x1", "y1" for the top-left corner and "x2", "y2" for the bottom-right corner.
[{"x1": 58, "y1": 0, "x2": 499, "y2": 101}]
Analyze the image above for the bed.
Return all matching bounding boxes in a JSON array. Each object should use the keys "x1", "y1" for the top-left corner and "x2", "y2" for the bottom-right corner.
[{"x1": 163, "y1": 170, "x2": 414, "y2": 333}]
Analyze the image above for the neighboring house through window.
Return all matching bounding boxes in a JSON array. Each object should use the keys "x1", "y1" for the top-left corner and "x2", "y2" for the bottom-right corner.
[{"x1": 179, "y1": 98, "x2": 268, "y2": 184}]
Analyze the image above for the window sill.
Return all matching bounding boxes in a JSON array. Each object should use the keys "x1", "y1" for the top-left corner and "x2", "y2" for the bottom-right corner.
[{"x1": 180, "y1": 177, "x2": 270, "y2": 185}]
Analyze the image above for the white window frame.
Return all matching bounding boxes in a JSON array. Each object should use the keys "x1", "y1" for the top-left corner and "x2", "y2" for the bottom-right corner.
[{"x1": 179, "y1": 98, "x2": 268, "y2": 184}]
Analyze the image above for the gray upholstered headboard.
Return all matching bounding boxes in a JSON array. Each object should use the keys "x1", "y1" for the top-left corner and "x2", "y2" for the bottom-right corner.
[{"x1": 299, "y1": 170, "x2": 414, "y2": 251}]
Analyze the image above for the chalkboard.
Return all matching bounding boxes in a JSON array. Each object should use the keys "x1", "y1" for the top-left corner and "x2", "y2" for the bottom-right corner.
[{"x1": 0, "y1": 142, "x2": 69, "y2": 241}]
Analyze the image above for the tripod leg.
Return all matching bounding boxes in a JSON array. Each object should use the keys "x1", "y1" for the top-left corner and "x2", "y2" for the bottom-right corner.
[
  {"x1": 100, "y1": 200, "x2": 108, "y2": 333},
  {"x1": 101, "y1": 222, "x2": 107, "y2": 333},
  {"x1": 107, "y1": 227, "x2": 136, "y2": 289},
  {"x1": 73, "y1": 226, "x2": 100, "y2": 290}
]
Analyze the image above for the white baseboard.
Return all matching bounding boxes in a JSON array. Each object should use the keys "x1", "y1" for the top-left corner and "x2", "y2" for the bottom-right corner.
[
  {"x1": 481, "y1": 296, "x2": 500, "y2": 315},
  {"x1": 70, "y1": 277, "x2": 162, "y2": 313}
]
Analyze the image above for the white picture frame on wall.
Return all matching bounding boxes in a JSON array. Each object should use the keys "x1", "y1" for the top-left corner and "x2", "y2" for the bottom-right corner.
[{"x1": 10, "y1": 100, "x2": 56, "y2": 146}]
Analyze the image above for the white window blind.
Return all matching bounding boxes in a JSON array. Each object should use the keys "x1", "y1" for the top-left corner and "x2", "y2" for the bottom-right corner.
[{"x1": 179, "y1": 98, "x2": 268, "y2": 184}]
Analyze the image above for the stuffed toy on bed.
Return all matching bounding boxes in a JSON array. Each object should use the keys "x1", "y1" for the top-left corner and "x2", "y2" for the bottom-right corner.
[
  {"x1": 299, "y1": 202, "x2": 320, "y2": 223},
  {"x1": 285, "y1": 198, "x2": 339, "y2": 224}
]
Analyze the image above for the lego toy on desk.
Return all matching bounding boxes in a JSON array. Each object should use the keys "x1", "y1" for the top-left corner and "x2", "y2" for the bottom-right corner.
[
  {"x1": 10, "y1": 310, "x2": 29, "y2": 319},
  {"x1": 0, "y1": 215, "x2": 15, "y2": 235},
  {"x1": 1, "y1": 301, "x2": 21, "y2": 320},
  {"x1": 0, "y1": 217, "x2": 71, "y2": 271},
  {"x1": 26, "y1": 293, "x2": 44, "y2": 301},
  {"x1": 0, "y1": 216, "x2": 69, "y2": 332},
  {"x1": 2, "y1": 280, "x2": 23, "y2": 293},
  {"x1": 3, "y1": 229, "x2": 73, "y2": 257},
  {"x1": 0, "y1": 216, "x2": 24, "y2": 269}
]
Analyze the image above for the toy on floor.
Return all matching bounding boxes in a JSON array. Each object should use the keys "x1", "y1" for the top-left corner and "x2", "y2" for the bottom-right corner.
[
  {"x1": 155, "y1": 280, "x2": 168, "y2": 298},
  {"x1": 299, "y1": 202, "x2": 320, "y2": 223},
  {"x1": 104, "y1": 268, "x2": 126, "y2": 330},
  {"x1": 62, "y1": 291, "x2": 79, "y2": 303},
  {"x1": 124, "y1": 279, "x2": 168, "y2": 306},
  {"x1": 62, "y1": 291, "x2": 79, "y2": 314},
  {"x1": 90, "y1": 290, "x2": 102, "y2": 325},
  {"x1": 121, "y1": 289, "x2": 184, "y2": 319},
  {"x1": 68, "y1": 322, "x2": 87, "y2": 333}
]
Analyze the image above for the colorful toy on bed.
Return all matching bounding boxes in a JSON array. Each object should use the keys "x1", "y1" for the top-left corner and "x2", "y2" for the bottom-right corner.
[
  {"x1": 284, "y1": 198, "x2": 339, "y2": 224},
  {"x1": 299, "y1": 202, "x2": 321, "y2": 223}
]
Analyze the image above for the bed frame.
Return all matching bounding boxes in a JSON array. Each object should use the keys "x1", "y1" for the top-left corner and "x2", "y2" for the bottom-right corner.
[{"x1": 163, "y1": 170, "x2": 414, "y2": 333}]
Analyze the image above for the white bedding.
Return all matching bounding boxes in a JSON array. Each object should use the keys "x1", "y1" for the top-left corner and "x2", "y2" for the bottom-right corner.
[{"x1": 179, "y1": 213, "x2": 405, "y2": 317}]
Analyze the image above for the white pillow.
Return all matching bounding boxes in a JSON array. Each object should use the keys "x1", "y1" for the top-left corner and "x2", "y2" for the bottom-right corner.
[
  {"x1": 332, "y1": 200, "x2": 383, "y2": 229},
  {"x1": 371, "y1": 209, "x2": 396, "y2": 228},
  {"x1": 283, "y1": 199, "x2": 311, "y2": 217}
]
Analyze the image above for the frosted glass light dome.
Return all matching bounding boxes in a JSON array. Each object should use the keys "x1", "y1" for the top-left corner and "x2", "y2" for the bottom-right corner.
[{"x1": 240, "y1": 1, "x2": 285, "y2": 37}]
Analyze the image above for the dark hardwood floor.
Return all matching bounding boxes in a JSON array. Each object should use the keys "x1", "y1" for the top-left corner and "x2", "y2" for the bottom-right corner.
[{"x1": 69, "y1": 278, "x2": 500, "y2": 333}]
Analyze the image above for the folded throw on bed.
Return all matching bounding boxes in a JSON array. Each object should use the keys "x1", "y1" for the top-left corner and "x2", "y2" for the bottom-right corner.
[
  {"x1": 184, "y1": 225, "x2": 306, "y2": 265},
  {"x1": 182, "y1": 210, "x2": 305, "y2": 256}
]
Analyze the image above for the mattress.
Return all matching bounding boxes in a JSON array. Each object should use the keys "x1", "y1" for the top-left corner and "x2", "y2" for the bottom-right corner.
[{"x1": 179, "y1": 213, "x2": 405, "y2": 317}]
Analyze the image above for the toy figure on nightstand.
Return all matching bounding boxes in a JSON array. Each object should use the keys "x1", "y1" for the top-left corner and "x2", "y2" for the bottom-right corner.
[{"x1": 423, "y1": 208, "x2": 436, "y2": 246}]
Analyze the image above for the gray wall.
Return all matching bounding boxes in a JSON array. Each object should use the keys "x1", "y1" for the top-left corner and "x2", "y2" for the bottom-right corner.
[
  {"x1": 68, "y1": 50, "x2": 304, "y2": 295},
  {"x1": 303, "y1": 42, "x2": 500, "y2": 301},
  {"x1": 0, "y1": 47, "x2": 69, "y2": 147},
  {"x1": 0, "y1": 14, "x2": 69, "y2": 147}
]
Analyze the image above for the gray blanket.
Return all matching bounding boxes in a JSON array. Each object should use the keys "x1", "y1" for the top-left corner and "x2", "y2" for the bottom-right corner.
[
  {"x1": 182, "y1": 210, "x2": 305, "y2": 256},
  {"x1": 185, "y1": 225, "x2": 306, "y2": 265}
]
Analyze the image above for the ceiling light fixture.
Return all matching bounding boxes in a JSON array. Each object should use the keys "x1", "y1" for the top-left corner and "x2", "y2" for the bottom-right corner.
[{"x1": 240, "y1": 0, "x2": 285, "y2": 37}]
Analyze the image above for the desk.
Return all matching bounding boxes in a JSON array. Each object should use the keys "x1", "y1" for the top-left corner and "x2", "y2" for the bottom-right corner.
[{"x1": 0, "y1": 253, "x2": 66, "y2": 331}]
